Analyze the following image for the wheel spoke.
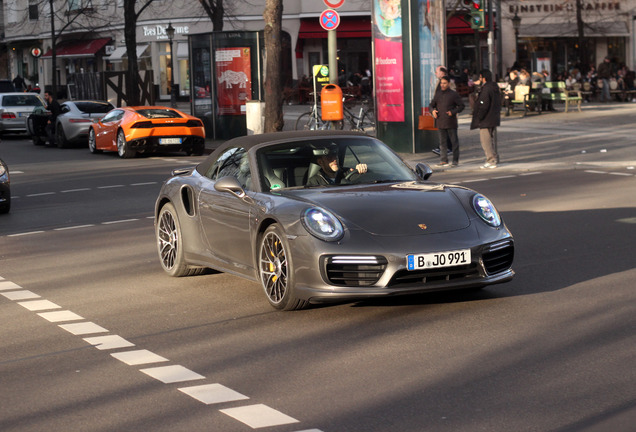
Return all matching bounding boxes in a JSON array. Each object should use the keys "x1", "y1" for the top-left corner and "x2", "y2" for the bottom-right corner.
[{"x1": 260, "y1": 231, "x2": 287, "y2": 304}]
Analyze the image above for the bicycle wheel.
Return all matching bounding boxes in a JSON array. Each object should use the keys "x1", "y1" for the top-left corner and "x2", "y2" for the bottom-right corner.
[
  {"x1": 358, "y1": 109, "x2": 376, "y2": 135},
  {"x1": 295, "y1": 112, "x2": 321, "y2": 130}
]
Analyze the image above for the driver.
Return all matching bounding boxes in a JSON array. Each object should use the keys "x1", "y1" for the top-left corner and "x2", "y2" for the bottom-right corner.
[{"x1": 306, "y1": 145, "x2": 367, "y2": 186}]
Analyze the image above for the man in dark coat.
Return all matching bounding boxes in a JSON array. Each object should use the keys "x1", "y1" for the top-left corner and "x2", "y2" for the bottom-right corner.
[
  {"x1": 44, "y1": 90, "x2": 62, "y2": 147},
  {"x1": 429, "y1": 76, "x2": 464, "y2": 167},
  {"x1": 470, "y1": 69, "x2": 501, "y2": 169}
]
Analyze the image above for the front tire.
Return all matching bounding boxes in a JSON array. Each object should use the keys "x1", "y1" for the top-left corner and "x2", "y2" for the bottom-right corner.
[
  {"x1": 88, "y1": 129, "x2": 101, "y2": 153},
  {"x1": 156, "y1": 202, "x2": 204, "y2": 277},
  {"x1": 117, "y1": 129, "x2": 135, "y2": 158},
  {"x1": 259, "y1": 224, "x2": 307, "y2": 310}
]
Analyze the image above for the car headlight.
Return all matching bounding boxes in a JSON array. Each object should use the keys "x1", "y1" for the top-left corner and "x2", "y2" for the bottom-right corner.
[
  {"x1": 472, "y1": 194, "x2": 501, "y2": 227},
  {"x1": 301, "y1": 207, "x2": 344, "y2": 242},
  {"x1": 0, "y1": 164, "x2": 7, "y2": 180}
]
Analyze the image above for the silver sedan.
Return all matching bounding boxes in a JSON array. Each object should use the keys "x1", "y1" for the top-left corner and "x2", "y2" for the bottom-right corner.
[{"x1": 0, "y1": 93, "x2": 45, "y2": 134}]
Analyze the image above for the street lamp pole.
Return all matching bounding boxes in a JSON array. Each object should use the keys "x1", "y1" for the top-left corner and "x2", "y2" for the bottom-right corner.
[
  {"x1": 166, "y1": 22, "x2": 176, "y2": 108},
  {"x1": 511, "y1": 12, "x2": 521, "y2": 65}
]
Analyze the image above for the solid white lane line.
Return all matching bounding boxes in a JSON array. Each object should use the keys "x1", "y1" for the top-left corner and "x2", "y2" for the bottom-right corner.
[
  {"x1": 37, "y1": 310, "x2": 84, "y2": 322},
  {"x1": 17, "y1": 300, "x2": 61, "y2": 311},
  {"x1": 1, "y1": 290, "x2": 41, "y2": 301},
  {"x1": 110, "y1": 350, "x2": 169, "y2": 366},
  {"x1": 220, "y1": 404, "x2": 300, "y2": 429},
  {"x1": 178, "y1": 383, "x2": 249, "y2": 405},
  {"x1": 609, "y1": 172, "x2": 633, "y2": 176},
  {"x1": 462, "y1": 178, "x2": 489, "y2": 183},
  {"x1": 519, "y1": 172, "x2": 542, "y2": 176},
  {"x1": 139, "y1": 365, "x2": 205, "y2": 384},
  {"x1": 59, "y1": 322, "x2": 109, "y2": 335},
  {"x1": 0, "y1": 280, "x2": 22, "y2": 290},
  {"x1": 83, "y1": 335, "x2": 135, "y2": 350}
]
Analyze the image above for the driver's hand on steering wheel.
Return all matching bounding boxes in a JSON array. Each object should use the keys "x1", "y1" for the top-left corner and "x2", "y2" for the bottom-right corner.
[{"x1": 354, "y1": 163, "x2": 368, "y2": 174}]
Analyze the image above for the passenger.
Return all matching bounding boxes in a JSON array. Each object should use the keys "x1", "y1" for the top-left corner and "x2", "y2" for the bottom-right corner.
[{"x1": 306, "y1": 146, "x2": 367, "y2": 186}]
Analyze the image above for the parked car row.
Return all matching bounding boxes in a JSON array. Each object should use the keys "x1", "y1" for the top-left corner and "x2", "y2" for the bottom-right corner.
[{"x1": 0, "y1": 92, "x2": 207, "y2": 158}]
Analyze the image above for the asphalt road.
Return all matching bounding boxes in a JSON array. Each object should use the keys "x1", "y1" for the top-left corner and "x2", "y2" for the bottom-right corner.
[{"x1": 1, "y1": 112, "x2": 635, "y2": 432}]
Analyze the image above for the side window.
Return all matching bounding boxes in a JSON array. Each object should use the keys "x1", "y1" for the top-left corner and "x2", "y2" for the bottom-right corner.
[
  {"x1": 60, "y1": 105, "x2": 71, "y2": 114},
  {"x1": 102, "y1": 110, "x2": 120, "y2": 123},
  {"x1": 206, "y1": 147, "x2": 251, "y2": 189}
]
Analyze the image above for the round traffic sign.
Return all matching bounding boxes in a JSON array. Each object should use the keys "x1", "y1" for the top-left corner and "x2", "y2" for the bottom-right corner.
[
  {"x1": 323, "y1": 0, "x2": 345, "y2": 8},
  {"x1": 320, "y1": 9, "x2": 340, "y2": 31}
]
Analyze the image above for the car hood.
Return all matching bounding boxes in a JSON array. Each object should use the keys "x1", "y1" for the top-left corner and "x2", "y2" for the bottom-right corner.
[{"x1": 277, "y1": 182, "x2": 471, "y2": 236}]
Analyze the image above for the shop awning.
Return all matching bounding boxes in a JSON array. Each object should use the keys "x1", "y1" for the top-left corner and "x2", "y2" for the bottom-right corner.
[
  {"x1": 519, "y1": 21, "x2": 629, "y2": 37},
  {"x1": 106, "y1": 45, "x2": 149, "y2": 63},
  {"x1": 42, "y1": 37, "x2": 111, "y2": 58},
  {"x1": 298, "y1": 17, "x2": 371, "y2": 38}
]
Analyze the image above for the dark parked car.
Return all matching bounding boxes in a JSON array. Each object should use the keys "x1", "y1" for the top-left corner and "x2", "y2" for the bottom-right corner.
[
  {"x1": 0, "y1": 157, "x2": 10, "y2": 214},
  {"x1": 27, "y1": 100, "x2": 115, "y2": 147},
  {"x1": 154, "y1": 131, "x2": 515, "y2": 310}
]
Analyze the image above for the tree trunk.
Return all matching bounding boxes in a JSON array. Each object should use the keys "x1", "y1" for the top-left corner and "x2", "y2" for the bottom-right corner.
[
  {"x1": 263, "y1": 0, "x2": 284, "y2": 132},
  {"x1": 124, "y1": 0, "x2": 141, "y2": 106}
]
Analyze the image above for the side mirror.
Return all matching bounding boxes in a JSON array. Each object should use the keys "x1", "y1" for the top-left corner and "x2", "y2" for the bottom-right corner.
[
  {"x1": 415, "y1": 162, "x2": 433, "y2": 180},
  {"x1": 214, "y1": 176, "x2": 246, "y2": 198}
]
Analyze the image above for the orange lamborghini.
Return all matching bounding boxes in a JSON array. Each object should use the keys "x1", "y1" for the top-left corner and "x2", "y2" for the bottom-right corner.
[{"x1": 88, "y1": 106, "x2": 206, "y2": 158}]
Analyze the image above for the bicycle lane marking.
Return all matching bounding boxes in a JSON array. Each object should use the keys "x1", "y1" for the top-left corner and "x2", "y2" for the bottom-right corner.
[{"x1": 0, "y1": 277, "x2": 318, "y2": 431}]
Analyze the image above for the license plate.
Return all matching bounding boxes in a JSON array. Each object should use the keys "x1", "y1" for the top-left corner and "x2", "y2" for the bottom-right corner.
[
  {"x1": 159, "y1": 138, "x2": 182, "y2": 145},
  {"x1": 407, "y1": 249, "x2": 471, "y2": 271}
]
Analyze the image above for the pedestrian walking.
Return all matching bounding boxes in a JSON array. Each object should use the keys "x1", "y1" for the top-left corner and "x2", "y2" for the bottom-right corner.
[
  {"x1": 470, "y1": 69, "x2": 501, "y2": 169},
  {"x1": 598, "y1": 56, "x2": 612, "y2": 102},
  {"x1": 429, "y1": 76, "x2": 464, "y2": 167}
]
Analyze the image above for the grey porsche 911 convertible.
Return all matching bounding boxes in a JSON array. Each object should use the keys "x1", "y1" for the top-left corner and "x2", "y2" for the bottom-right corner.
[{"x1": 155, "y1": 130, "x2": 514, "y2": 310}]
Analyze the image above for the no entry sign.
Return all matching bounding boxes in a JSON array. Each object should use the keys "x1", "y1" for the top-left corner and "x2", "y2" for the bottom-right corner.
[
  {"x1": 323, "y1": 0, "x2": 345, "y2": 8},
  {"x1": 320, "y1": 9, "x2": 340, "y2": 31}
]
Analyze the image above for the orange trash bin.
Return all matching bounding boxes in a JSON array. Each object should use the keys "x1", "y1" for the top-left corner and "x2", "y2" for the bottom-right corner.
[{"x1": 321, "y1": 84, "x2": 343, "y2": 121}]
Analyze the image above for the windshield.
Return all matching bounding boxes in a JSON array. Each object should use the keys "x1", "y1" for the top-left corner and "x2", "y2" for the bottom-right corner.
[
  {"x1": 136, "y1": 108, "x2": 183, "y2": 119},
  {"x1": 256, "y1": 137, "x2": 417, "y2": 192},
  {"x1": 2, "y1": 95, "x2": 44, "y2": 107}
]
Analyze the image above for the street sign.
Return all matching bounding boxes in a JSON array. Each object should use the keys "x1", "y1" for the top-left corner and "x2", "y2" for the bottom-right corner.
[
  {"x1": 320, "y1": 9, "x2": 340, "y2": 31},
  {"x1": 323, "y1": 0, "x2": 345, "y2": 8}
]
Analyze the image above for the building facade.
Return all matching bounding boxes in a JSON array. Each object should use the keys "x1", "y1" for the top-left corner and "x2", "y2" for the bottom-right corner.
[{"x1": 0, "y1": 0, "x2": 634, "y2": 101}]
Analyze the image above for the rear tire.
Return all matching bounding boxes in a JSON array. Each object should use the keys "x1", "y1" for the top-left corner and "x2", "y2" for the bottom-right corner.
[
  {"x1": 156, "y1": 202, "x2": 205, "y2": 277},
  {"x1": 117, "y1": 129, "x2": 135, "y2": 158},
  {"x1": 56, "y1": 125, "x2": 69, "y2": 148}
]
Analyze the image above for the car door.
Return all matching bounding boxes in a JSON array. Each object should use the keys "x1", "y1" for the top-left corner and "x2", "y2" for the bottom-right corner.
[
  {"x1": 95, "y1": 109, "x2": 124, "y2": 151},
  {"x1": 198, "y1": 147, "x2": 254, "y2": 272}
]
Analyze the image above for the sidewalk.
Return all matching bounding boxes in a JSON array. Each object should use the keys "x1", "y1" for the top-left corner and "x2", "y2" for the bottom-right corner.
[{"x1": 184, "y1": 99, "x2": 636, "y2": 173}]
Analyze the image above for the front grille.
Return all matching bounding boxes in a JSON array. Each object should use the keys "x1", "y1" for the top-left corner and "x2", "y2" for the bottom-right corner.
[
  {"x1": 388, "y1": 263, "x2": 480, "y2": 287},
  {"x1": 324, "y1": 256, "x2": 387, "y2": 287},
  {"x1": 482, "y1": 240, "x2": 514, "y2": 275}
]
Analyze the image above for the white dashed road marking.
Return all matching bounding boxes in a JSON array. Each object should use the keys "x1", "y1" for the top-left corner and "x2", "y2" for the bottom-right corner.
[
  {"x1": 178, "y1": 383, "x2": 249, "y2": 405},
  {"x1": 0, "y1": 276, "x2": 323, "y2": 430}
]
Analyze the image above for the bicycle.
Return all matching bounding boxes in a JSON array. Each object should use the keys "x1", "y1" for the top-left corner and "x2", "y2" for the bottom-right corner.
[
  {"x1": 295, "y1": 93, "x2": 343, "y2": 131},
  {"x1": 340, "y1": 95, "x2": 376, "y2": 135}
]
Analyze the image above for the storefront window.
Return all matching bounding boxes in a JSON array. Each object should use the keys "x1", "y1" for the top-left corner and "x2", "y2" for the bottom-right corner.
[{"x1": 159, "y1": 42, "x2": 171, "y2": 99}]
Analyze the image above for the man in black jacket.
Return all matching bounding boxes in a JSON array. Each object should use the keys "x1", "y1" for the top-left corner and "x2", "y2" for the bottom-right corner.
[
  {"x1": 470, "y1": 69, "x2": 501, "y2": 169},
  {"x1": 429, "y1": 76, "x2": 464, "y2": 167},
  {"x1": 44, "y1": 91, "x2": 62, "y2": 147}
]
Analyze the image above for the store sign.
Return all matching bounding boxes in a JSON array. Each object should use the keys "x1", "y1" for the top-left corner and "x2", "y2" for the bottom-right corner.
[
  {"x1": 510, "y1": 1, "x2": 620, "y2": 14},
  {"x1": 31, "y1": 47, "x2": 42, "y2": 57},
  {"x1": 143, "y1": 24, "x2": 190, "y2": 40}
]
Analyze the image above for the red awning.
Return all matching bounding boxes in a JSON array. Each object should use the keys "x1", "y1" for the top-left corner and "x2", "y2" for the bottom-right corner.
[
  {"x1": 298, "y1": 17, "x2": 372, "y2": 39},
  {"x1": 447, "y1": 15, "x2": 491, "y2": 35},
  {"x1": 42, "y1": 37, "x2": 111, "y2": 59}
]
